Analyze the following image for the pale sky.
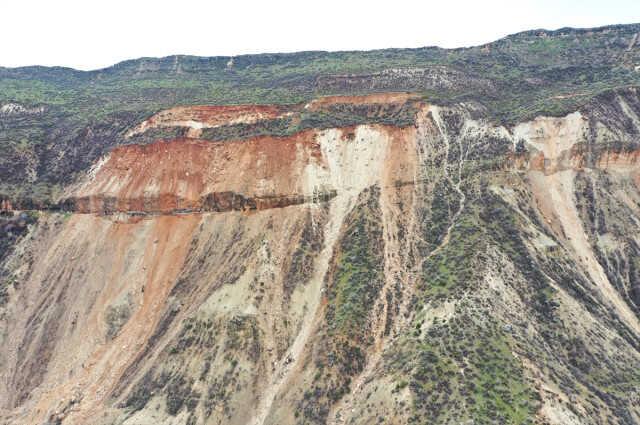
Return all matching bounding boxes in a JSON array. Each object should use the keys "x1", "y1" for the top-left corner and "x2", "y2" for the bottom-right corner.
[{"x1": 1, "y1": 0, "x2": 639, "y2": 71}]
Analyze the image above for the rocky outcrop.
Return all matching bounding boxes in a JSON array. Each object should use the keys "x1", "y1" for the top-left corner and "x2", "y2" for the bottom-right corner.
[
  {"x1": 0, "y1": 103, "x2": 45, "y2": 116},
  {"x1": 58, "y1": 190, "x2": 337, "y2": 215}
]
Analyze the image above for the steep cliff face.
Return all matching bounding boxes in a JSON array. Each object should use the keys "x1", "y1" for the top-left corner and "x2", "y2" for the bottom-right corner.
[{"x1": 0, "y1": 88, "x2": 639, "y2": 425}]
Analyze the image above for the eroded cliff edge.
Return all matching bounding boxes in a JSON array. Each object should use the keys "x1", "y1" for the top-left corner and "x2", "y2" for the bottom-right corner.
[{"x1": 1, "y1": 89, "x2": 640, "y2": 425}]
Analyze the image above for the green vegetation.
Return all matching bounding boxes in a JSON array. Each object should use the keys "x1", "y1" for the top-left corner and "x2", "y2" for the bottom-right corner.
[
  {"x1": 0, "y1": 211, "x2": 37, "y2": 262},
  {"x1": 224, "y1": 315, "x2": 262, "y2": 362},
  {"x1": 104, "y1": 299, "x2": 133, "y2": 340},
  {"x1": 386, "y1": 184, "x2": 530, "y2": 419},
  {"x1": 124, "y1": 313, "x2": 261, "y2": 419},
  {"x1": 405, "y1": 174, "x2": 640, "y2": 423},
  {"x1": 420, "y1": 183, "x2": 556, "y2": 313},
  {"x1": 299, "y1": 102, "x2": 418, "y2": 129},
  {"x1": 397, "y1": 315, "x2": 539, "y2": 424},
  {"x1": 284, "y1": 210, "x2": 324, "y2": 298},
  {"x1": 199, "y1": 117, "x2": 297, "y2": 141},
  {"x1": 385, "y1": 184, "x2": 551, "y2": 423},
  {"x1": 420, "y1": 210, "x2": 483, "y2": 298},
  {"x1": 297, "y1": 186, "x2": 384, "y2": 424},
  {"x1": 326, "y1": 187, "x2": 384, "y2": 337},
  {"x1": 2, "y1": 25, "x2": 638, "y2": 121},
  {"x1": 0, "y1": 274, "x2": 16, "y2": 306},
  {"x1": 198, "y1": 101, "x2": 420, "y2": 142}
]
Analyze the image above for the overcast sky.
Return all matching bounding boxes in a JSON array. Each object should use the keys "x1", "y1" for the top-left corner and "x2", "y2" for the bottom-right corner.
[{"x1": 2, "y1": 0, "x2": 639, "y2": 71}]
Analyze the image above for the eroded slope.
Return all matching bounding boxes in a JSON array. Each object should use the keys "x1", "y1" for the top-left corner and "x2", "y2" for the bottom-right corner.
[{"x1": 1, "y1": 91, "x2": 640, "y2": 425}]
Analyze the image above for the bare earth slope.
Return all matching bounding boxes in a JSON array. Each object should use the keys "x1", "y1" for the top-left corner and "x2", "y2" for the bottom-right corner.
[{"x1": 1, "y1": 89, "x2": 640, "y2": 425}]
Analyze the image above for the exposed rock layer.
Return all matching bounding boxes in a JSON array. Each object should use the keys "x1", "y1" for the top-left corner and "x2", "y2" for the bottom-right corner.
[{"x1": 1, "y1": 92, "x2": 640, "y2": 425}]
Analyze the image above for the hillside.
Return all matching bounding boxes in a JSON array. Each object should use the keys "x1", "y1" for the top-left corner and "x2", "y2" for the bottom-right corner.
[{"x1": 1, "y1": 24, "x2": 640, "y2": 425}]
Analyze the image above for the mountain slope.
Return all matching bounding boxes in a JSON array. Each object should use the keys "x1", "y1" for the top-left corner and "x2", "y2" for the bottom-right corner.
[{"x1": 0, "y1": 24, "x2": 640, "y2": 425}]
